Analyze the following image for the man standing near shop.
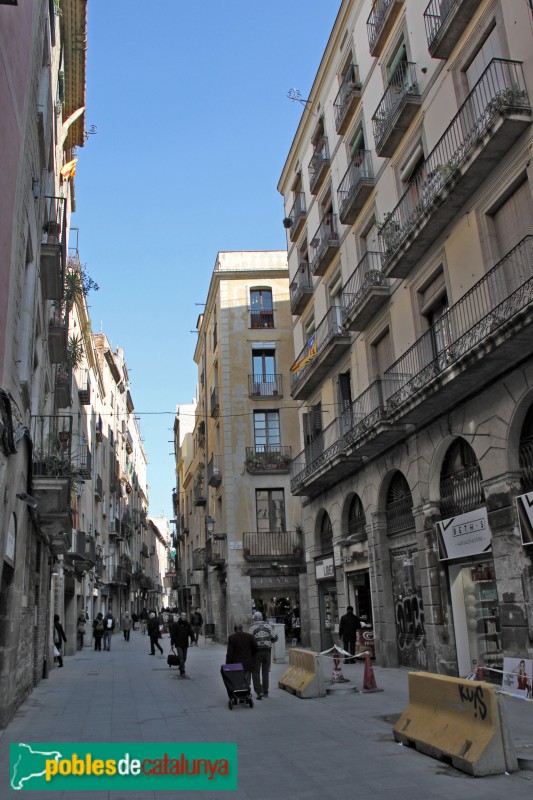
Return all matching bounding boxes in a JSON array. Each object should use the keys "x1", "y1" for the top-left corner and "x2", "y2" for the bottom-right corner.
[
  {"x1": 250, "y1": 611, "x2": 278, "y2": 699},
  {"x1": 338, "y1": 605, "x2": 362, "y2": 664}
]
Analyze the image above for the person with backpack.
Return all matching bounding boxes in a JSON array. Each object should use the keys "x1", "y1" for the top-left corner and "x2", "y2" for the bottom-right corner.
[
  {"x1": 102, "y1": 610, "x2": 115, "y2": 651},
  {"x1": 93, "y1": 612, "x2": 105, "y2": 651},
  {"x1": 249, "y1": 611, "x2": 278, "y2": 699}
]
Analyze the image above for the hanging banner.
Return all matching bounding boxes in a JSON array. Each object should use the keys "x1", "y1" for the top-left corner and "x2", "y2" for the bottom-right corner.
[{"x1": 436, "y1": 507, "x2": 491, "y2": 561}]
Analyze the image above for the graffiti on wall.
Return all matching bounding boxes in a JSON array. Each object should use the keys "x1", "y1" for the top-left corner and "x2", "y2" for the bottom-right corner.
[{"x1": 391, "y1": 549, "x2": 427, "y2": 669}]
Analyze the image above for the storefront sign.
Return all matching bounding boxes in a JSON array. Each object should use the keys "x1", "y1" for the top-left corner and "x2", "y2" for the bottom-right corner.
[
  {"x1": 315, "y1": 557, "x2": 334, "y2": 580},
  {"x1": 516, "y1": 491, "x2": 533, "y2": 546},
  {"x1": 229, "y1": 541, "x2": 242, "y2": 550},
  {"x1": 250, "y1": 576, "x2": 299, "y2": 588},
  {"x1": 436, "y1": 507, "x2": 491, "y2": 561}
]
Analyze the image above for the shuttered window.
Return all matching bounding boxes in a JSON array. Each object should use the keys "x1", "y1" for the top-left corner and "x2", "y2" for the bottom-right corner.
[{"x1": 492, "y1": 180, "x2": 533, "y2": 258}]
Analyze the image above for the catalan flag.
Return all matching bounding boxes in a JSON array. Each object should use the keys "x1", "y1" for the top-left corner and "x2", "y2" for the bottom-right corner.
[
  {"x1": 60, "y1": 158, "x2": 78, "y2": 180},
  {"x1": 290, "y1": 333, "x2": 317, "y2": 373}
]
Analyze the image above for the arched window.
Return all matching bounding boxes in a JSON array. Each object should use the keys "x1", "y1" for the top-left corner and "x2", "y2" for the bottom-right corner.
[
  {"x1": 386, "y1": 472, "x2": 414, "y2": 534},
  {"x1": 519, "y1": 405, "x2": 533, "y2": 491},
  {"x1": 440, "y1": 438, "x2": 483, "y2": 517},
  {"x1": 320, "y1": 512, "x2": 333, "y2": 553},
  {"x1": 347, "y1": 495, "x2": 366, "y2": 542}
]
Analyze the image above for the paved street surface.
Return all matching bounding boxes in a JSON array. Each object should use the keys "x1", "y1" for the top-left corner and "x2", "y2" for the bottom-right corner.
[{"x1": 1, "y1": 629, "x2": 533, "y2": 799}]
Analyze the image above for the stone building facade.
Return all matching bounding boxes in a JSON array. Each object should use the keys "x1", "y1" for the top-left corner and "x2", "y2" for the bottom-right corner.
[{"x1": 278, "y1": 0, "x2": 533, "y2": 676}]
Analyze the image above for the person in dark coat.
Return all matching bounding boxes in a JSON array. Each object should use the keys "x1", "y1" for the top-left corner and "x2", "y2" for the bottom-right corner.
[
  {"x1": 92, "y1": 612, "x2": 105, "y2": 651},
  {"x1": 147, "y1": 612, "x2": 163, "y2": 655},
  {"x1": 169, "y1": 612, "x2": 195, "y2": 676},
  {"x1": 226, "y1": 624, "x2": 258, "y2": 679},
  {"x1": 338, "y1": 606, "x2": 362, "y2": 664},
  {"x1": 250, "y1": 611, "x2": 278, "y2": 699},
  {"x1": 53, "y1": 614, "x2": 67, "y2": 667}
]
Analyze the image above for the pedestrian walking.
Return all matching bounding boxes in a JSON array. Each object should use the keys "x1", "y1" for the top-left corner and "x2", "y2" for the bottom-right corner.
[
  {"x1": 131, "y1": 611, "x2": 139, "y2": 631},
  {"x1": 76, "y1": 613, "x2": 86, "y2": 651},
  {"x1": 226, "y1": 623, "x2": 258, "y2": 682},
  {"x1": 190, "y1": 607, "x2": 203, "y2": 645},
  {"x1": 53, "y1": 614, "x2": 67, "y2": 668},
  {"x1": 93, "y1": 612, "x2": 104, "y2": 651},
  {"x1": 338, "y1": 605, "x2": 362, "y2": 664},
  {"x1": 122, "y1": 610, "x2": 133, "y2": 642},
  {"x1": 169, "y1": 612, "x2": 194, "y2": 676},
  {"x1": 250, "y1": 611, "x2": 278, "y2": 699},
  {"x1": 139, "y1": 607, "x2": 149, "y2": 635},
  {"x1": 102, "y1": 610, "x2": 115, "y2": 651},
  {"x1": 147, "y1": 612, "x2": 163, "y2": 655}
]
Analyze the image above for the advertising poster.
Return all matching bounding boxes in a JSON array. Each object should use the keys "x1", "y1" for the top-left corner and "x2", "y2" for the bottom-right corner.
[{"x1": 502, "y1": 657, "x2": 533, "y2": 698}]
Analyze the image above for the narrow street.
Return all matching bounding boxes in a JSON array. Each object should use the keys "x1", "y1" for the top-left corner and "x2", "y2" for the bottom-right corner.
[{"x1": 1, "y1": 629, "x2": 532, "y2": 799}]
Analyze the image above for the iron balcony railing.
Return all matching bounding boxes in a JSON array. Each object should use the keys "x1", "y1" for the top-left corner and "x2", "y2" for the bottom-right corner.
[
  {"x1": 424, "y1": 0, "x2": 462, "y2": 51},
  {"x1": 341, "y1": 251, "x2": 389, "y2": 323},
  {"x1": 372, "y1": 61, "x2": 419, "y2": 153},
  {"x1": 289, "y1": 192, "x2": 307, "y2": 238},
  {"x1": 248, "y1": 373, "x2": 283, "y2": 397},
  {"x1": 290, "y1": 263, "x2": 313, "y2": 313},
  {"x1": 245, "y1": 445, "x2": 292, "y2": 472},
  {"x1": 207, "y1": 454, "x2": 222, "y2": 486},
  {"x1": 379, "y1": 59, "x2": 530, "y2": 262},
  {"x1": 77, "y1": 369, "x2": 90, "y2": 405},
  {"x1": 108, "y1": 565, "x2": 128, "y2": 585},
  {"x1": 334, "y1": 64, "x2": 362, "y2": 131},
  {"x1": 250, "y1": 309, "x2": 274, "y2": 329},
  {"x1": 384, "y1": 236, "x2": 533, "y2": 412},
  {"x1": 337, "y1": 151, "x2": 374, "y2": 221},
  {"x1": 206, "y1": 535, "x2": 227, "y2": 566},
  {"x1": 243, "y1": 530, "x2": 303, "y2": 561},
  {"x1": 290, "y1": 415, "x2": 346, "y2": 492},
  {"x1": 31, "y1": 414, "x2": 73, "y2": 477},
  {"x1": 42, "y1": 195, "x2": 66, "y2": 247},
  {"x1": 342, "y1": 380, "x2": 389, "y2": 449},
  {"x1": 290, "y1": 306, "x2": 347, "y2": 395},
  {"x1": 109, "y1": 516, "x2": 121, "y2": 536},
  {"x1": 76, "y1": 443, "x2": 92, "y2": 479},
  {"x1": 386, "y1": 495, "x2": 415, "y2": 534},
  {"x1": 94, "y1": 474, "x2": 103, "y2": 500},
  {"x1": 309, "y1": 213, "x2": 339, "y2": 275},
  {"x1": 367, "y1": 0, "x2": 400, "y2": 53},
  {"x1": 308, "y1": 137, "x2": 330, "y2": 192},
  {"x1": 193, "y1": 547, "x2": 206, "y2": 571},
  {"x1": 440, "y1": 466, "x2": 484, "y2": 518}
]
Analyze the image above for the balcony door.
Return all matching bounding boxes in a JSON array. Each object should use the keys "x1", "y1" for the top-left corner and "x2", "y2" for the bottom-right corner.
[
  {"x1": 254, "y1": 411, "x2": 281, "y2": 454},
  {"x1": 256, "y1": 489, "x2": 286, "y2": 533},
  {"x1": 250, "y1": 288, "x2": 273, "y2": 328},
  {"x1": 252, "y1": 348, "x2": 276, "y2": 394}
]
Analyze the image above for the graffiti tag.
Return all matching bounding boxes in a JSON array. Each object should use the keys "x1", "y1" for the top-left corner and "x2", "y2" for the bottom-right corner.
[
  {"x1": 458, "y1": 683, "x2": 487, "y2": 720},
  {"x1": 395, "y1": 593, "x2": 427, "y2": 669}
]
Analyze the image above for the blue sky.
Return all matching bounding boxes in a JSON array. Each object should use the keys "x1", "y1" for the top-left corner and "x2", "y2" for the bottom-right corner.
[{"x1": 73, "y1": 1, "x2": 340, "y2": 518}]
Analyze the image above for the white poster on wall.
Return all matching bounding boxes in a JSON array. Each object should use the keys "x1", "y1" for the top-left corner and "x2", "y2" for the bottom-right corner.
[
  {"x1": 436, "y1": 507, "x2": 491, "y2": 561},
  {"x1": 502, "y1": 657, "x2": 533, "y2": 699}
]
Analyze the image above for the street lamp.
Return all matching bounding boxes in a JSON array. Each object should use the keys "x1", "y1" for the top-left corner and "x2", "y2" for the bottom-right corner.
[{"x1": 205, "y1": 516, "x2": 215, "y2": 536}]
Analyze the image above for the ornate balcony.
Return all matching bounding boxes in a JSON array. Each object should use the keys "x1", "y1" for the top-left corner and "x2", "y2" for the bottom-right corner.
[
  {"x1": 367, "y1": 0, "x2": 404, "y2": 57},
  {"x1": 108, "y1": 566, "x2": 128, "y2": 585},
  {"x1": 424, "y1": 0, "x2": 483, "y2": 60},
  {"x1": 208, "y1": 454, "x2": 222, "y2": 487},
  {"x1": 308, "y1": 137, "x2": 330, "y2": 195},
  {"x1": 65, "y1": 530, "x2": 96, "y2": 570},
  {"x1": 40, "y1": 196, "x2": 66, "y2": 301},
  {"x1": 383, "y1": 236, "x2": 533, "y2": 425},
  {"x1": 334, "y1": 64, "x2": 363, "y2": 134},
  {"x1": 290, "y1": 263, "x2": 313, "y2": 315},
  {"x1": 341, "y1": 251, "x2": 391, "y2": 331},
  {"x1": 75, "y1": 443, "x2": 92, "y2": 480},
  {"x1": 30, "y1": 414, "x2": 73, "y2": 551},
  {"x1": 109, "y1": 516, "x2": 123, "y2": 539},
  {"x1": 243, "y1": 530, "x2": 303, "y2": 562},
  {"x1": 290, "y1": 415, "x2": 360, "y2": 497},
  {"x1": 248, "y1": 373, "x2": 283, "y2": 398},
  {"x1": 309, "y1": 214, "x2": 340, "y2": 276},
  {"x1": 290, "y1": 307, "x2": 351, "y2": 400},
  {"x1": 48, "y1": 311, "x2": 68, "y2": 363},
  {"x1": 77, "y1": 368, "x2": 90, "y2": 405},
  {"x1": 342, "y1": 380, "x2": 406, "y2": 459},
  {"x1": 206, "y1": 535, "x2": 226, "y2": 567},
  {"x1": 379, "y1": 59, "x2": 531, "y2": 278},
  {"x1": 288, "y1": 192, "x2": 307, "y2": 242},
  {"x1": 245, "y1": 446, "x2": 292, "y2": 474},
  {"x1": 337, "y1": 151, "x2": 375, "y2": 226},
  {"x1": 372, "y1": 62, "x2": 421, "y2": 157}
]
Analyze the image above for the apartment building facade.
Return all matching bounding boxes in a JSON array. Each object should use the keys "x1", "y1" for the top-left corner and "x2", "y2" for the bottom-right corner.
[
  {"x1": 174, "y1": 252, "x2": 305, "y2": 642},
  {"x1": 278, "y1": 0, "x2": 533, "y2": 676}
]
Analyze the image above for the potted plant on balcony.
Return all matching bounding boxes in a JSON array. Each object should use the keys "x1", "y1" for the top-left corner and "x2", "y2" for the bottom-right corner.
[{"x1": 282, "y1": 217, "x2": 292, "y2": 229}]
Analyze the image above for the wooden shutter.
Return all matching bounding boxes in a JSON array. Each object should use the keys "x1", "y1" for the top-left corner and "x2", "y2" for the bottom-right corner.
[{"x1": 493, "y1": 180, "x2": 533, "y2": 258}]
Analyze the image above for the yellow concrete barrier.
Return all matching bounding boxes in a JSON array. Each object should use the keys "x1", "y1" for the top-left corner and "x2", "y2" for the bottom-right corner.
[
  {"x1": 278, "y1": 648, "x2": 326, "y2": 699},
  {"x1": 393, "y1": 672, "x2": 518, "y2": 776}
]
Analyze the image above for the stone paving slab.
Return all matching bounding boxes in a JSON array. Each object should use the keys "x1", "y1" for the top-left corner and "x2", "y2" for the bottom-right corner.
[{"x1": 0, "y1": 630, "x2": 532, "y2": 798}]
